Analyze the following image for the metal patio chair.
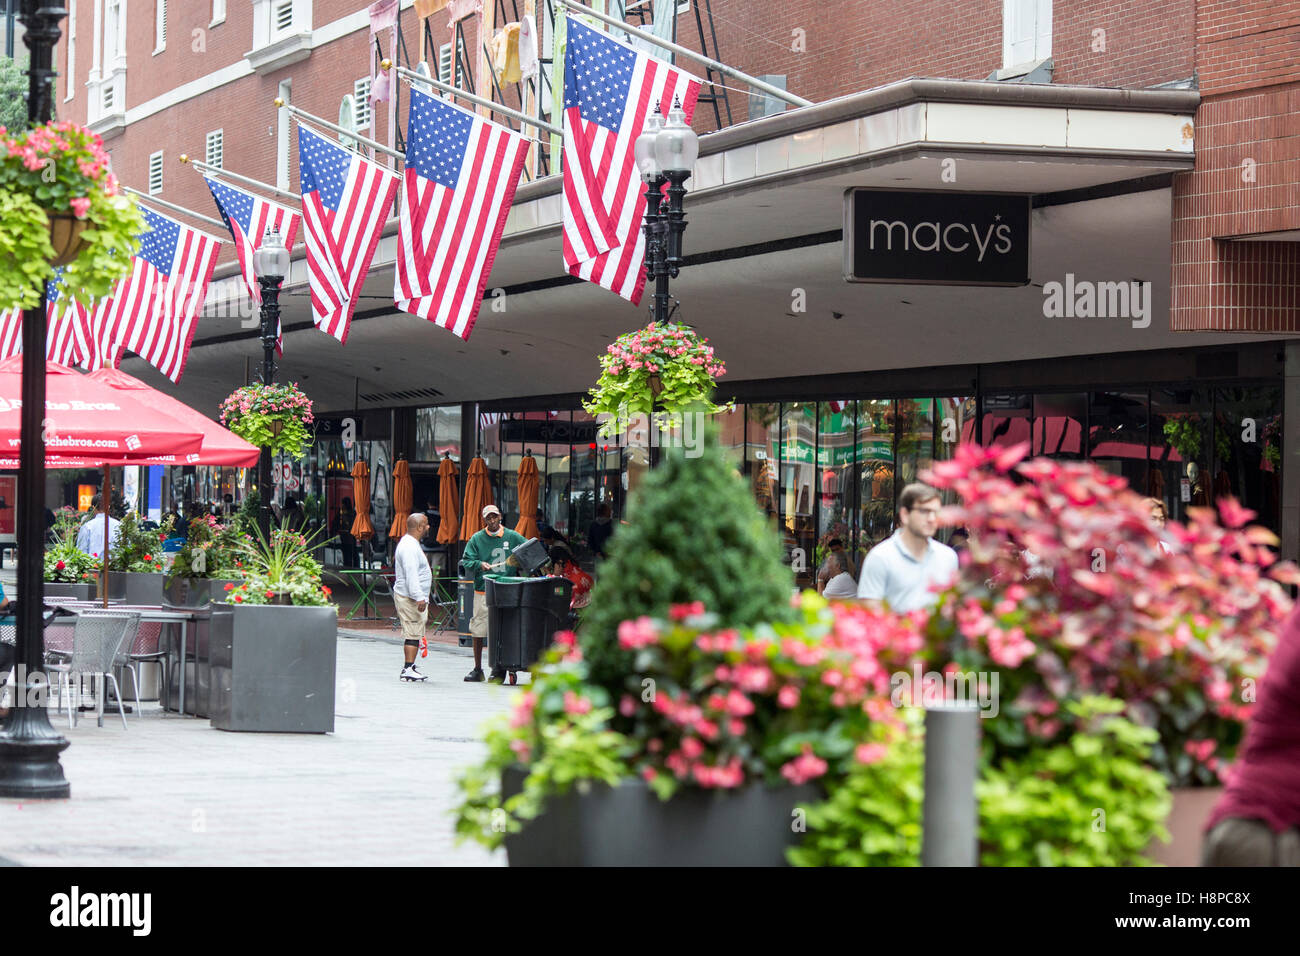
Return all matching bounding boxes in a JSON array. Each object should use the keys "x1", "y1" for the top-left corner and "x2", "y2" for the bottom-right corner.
[
  {"x1": 113, "y1": 621, "x2": 166, "y2": 719},
  {"x1": 47, "y1": 610, "x2": 140, "y2": 730}
]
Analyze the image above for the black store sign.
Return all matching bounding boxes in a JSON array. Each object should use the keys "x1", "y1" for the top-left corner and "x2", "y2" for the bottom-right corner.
[
  {"x1": 499, "y1": 419, "x2": 599, "y2": 446},
  {"x1": 843, "y1": 189, "x2": 1030, "y2": 286}
]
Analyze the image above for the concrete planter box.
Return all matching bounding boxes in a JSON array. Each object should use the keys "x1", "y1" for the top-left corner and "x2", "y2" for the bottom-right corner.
[
  {"x1": 502, "y1": 769, "x2": 818, "y2": 866},
  {"x1": 163, "y1": 577, "x2": 241, "y2": 608},
  {"x1": 44, "y1": 582, "x2": 96, "y2": 601},
  {"x1": 208, "y1": 603, "x2": 338, "y2": 734},
  {"x1": 107, "y1": 571, "x2": 167, "y2": 605},
  {"x1": 1146, "y1": 786, "x2": 1223, "y2": 867}
]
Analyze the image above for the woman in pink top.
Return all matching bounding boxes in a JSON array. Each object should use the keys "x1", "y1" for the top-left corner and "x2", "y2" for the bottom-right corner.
[{"x1": 1202, "y1": 606, "x2": 1300, "y2": 866}]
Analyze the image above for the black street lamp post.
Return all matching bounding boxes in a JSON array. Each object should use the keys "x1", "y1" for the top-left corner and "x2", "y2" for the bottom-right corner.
[
  {"x1": 635, "y1": 100, "x2": 700, "y2": 466},
  {"x1": 252, "y1": 230, "x2": 290, "y2": 543},
  {"x1": 0, "y1": 1, "x2": 71, "y2": 799}
]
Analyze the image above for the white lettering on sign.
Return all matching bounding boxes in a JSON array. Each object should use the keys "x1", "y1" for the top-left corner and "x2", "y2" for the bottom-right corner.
[{"x1": 868, "y1": 219, "x2": 1013, "y2": 262}]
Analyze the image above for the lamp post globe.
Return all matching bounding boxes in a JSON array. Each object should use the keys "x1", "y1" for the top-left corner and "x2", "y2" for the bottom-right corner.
[
  {"x1": 635, "y1": 107, "x2": 664, "y2": 183},
  {"x1": 655, "y1": 99, "x2": 700, "y2": 175}
]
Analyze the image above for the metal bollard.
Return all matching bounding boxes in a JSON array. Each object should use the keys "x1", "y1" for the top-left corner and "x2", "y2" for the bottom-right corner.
[{"x1": 921, "y1": 702, "x2": 980, "y2": 866}]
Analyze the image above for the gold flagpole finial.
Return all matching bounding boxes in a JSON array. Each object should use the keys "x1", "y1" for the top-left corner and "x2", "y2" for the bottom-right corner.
[
  {"x1": 381, "y1": 58, "x2": 392, "y2": 70},
  {"x1": 179, "y1": 154, "x2": 189, "y2": 164},
  {"x1": 274, "y1": 97, "x2": 285, "y2": 108}
]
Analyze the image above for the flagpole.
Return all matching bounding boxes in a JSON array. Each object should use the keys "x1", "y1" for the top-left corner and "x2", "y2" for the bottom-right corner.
[
  {"x1": 120, "y1": 186, "x2": 229, "y2": 231},
  {"x1": 179, "y1": 155, "x2": 302, "y2": 205},
  {"x1": 276, "y1": 98, "x2": 406, "y2": 162},
  {"x1": 386, "y1": 61, "x2": 561, "y2": 138},
  {"x1": 555, "y1": 0, "x2": 814, "y2": 108}
]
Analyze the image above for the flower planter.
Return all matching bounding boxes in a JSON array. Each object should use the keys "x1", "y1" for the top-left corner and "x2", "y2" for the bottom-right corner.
[
  {"x1": 48, "y1": 212, "x2": 90, "y2": 266},
  {"x1": 163, "y1": 577, "x2": 241, "y2": 608},
  {"x1": 501, "y1": 768, "x2": 818, "y2": 866},
  {"x1": 208, "y1": 602, "x2": 338, "y2": 733},
  {"x1": 43, "y1": 582, "x2": 96, "y2": 601},
  {"x1": 1146, "y1": 786, "x2": 1223, "y2": 867},
  {"x1": 107, "y1": 571, "x2": 167, "y2": 605}
]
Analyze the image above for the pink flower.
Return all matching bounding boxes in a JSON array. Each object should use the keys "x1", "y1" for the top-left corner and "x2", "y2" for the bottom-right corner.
[
  {"x1": 855, "y1": 743, "x2": 888, "y2": 765},
  {"x1": 617, "y1": 616, "x2": 659, "y2": 649},
  {"x1": 668, "y1": 601, "x2": 706, "y2": 621},
  {"x1": 641, "y1": 766, "x2": 658, "y2": 782},
  {"x1": 780, "y1": 745, "x2": 828, "y2": 785},
  {"x1": 777, "y1": 685, "x2": 801, "y2": 709},
  {"x1": 69, "y1": 196, "x2": 92, "y2": 219},
  {"x1": 563, "y1": 691, "x2": 592, "y2": 716},
  {"x1": 619, "y1": 695, "x2": 637, "y2": 717},
  {"x1": 509, "y1": 739, "x2": 532, "y2": 762},
  {"x1": 680, "y1": 737, "x2": 704, "y2": 760},
  {"x1": 508, "y1": 692, "x2": 536, "y2": 729}
]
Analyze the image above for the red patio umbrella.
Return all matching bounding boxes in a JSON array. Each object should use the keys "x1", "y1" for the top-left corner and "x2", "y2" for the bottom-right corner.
[{"x1": 0, "y1": 356, "x2": 204, "y2": 460}]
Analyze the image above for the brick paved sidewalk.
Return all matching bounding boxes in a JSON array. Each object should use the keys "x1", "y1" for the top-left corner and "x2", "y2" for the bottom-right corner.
[{"x1": 0, "y1": 632, "x2": 518, "y2": 866}]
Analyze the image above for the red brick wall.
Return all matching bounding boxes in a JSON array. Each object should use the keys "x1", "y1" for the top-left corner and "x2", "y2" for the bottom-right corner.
[
  {"x1": 1169, "y1": 3, "x2": 1300, "y2": 331},
  {"x1": 1197, "y1": 0, "x2": 1300, "y2": 96},
  {"x1": 1051, "y1": 0, "x2": 1196, "y2": 88}
]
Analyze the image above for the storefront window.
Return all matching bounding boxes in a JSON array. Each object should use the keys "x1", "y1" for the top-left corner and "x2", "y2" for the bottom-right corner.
[
  {"x1": 817, "y1": 401, "x2": 855, "y2": 571},
  {"x1": 1214, "y1": 385, "x2": 1282, "y2": 533},
  {"x1": 895, "y1": 398, "x2": 935, "y2": 489},
  {"x1": 982, "y1": 392, "x2": 1031, "y2": 448},
  {"x1": 1088, "y1": 391, "x2": 1148, "y2": 491},
  {"x1": 856, "y1": 399, "x2": 894, "y2": 562},
  {"x1": 571, "y1": 409, "x2": 599, "y2": 552},
  {"x1": 935, "y1": 395, "x2": 974, "y2": 545},
  {"x1": 1032, "y1": 393, "x2": 1086, "y2": 460},
  {"x1": 781, "y1": 403, "x2": 817, "y2": 587},
  {"x1": 544, "y1": 411, "x2": 571, "y2": 538},
  {"x1": 1151, "y1": 387, "x2": 1212, "y2": 525},
  {"x1": 416, "y1": 406, "x2": 462, "y2": 462},
  {"x1": 746, "y1": 403, "x2": 780, "y2": 525}
]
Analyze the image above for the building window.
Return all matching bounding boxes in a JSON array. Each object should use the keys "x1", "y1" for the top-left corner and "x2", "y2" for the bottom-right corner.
[
  {"x1": 149, "y1": 150, "x2": 164, "y2": 194},
  {"x1": 248, "y1": 0, "x2": 312, "y2": 73},
  {"x1": 205, "y1": 129, "x2": 223, "y2": 169},
  {"x1": 88, "y1": 0, "x2": 128, "y2": 129},
  {"x1": 1003, "y1": 0, "x2": 1051, "y2": 68},
  {"x1": 276, "y1": 79, "x2": 291, "y2": 189},
  {"x1": 438, "y1": 42, "x2": 466, "y2": 87},
  {"x1": 353, "y1": 76, "x2": 371, "y2": 131},
  {"x1": 211, "y1": 0, "x2": 225, "y2": 26},
  {"x1": 154, "y1": 0, "x2": 166, "y2": 53},
  {"x1": 64, "y1": 0, "x2": 76, "y2": 101}
]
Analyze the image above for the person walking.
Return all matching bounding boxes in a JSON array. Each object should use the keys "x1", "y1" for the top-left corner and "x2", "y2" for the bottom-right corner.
[
  {"x1": 856, "y1": 483, "x2": 958, "y2": 612},
  {"x1": 1202, "y1": 605, "x2": 1300, "y2": 866},
  {"x1": 75, "y1": 495, "x2": 120, "y2": 559},
  {"x1": 394, "y1": 513, "x2": 433, "y2": 682},
  {"x1": 462, "y1": 504, "x2": 526, "y2": 683}
]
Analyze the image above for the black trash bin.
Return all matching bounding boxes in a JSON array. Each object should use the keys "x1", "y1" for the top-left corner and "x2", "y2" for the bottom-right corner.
[
  {"x1": 485, "y1": 575, "x2": 573, "y2": 673},
  {"x1": 456, "y1": 575, "x2": 476, "y2": 647}
]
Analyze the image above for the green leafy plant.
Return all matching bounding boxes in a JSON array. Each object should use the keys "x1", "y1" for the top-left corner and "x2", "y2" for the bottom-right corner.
[
  {"x1": 0, "y1": 56, "x2": 27, "y2": 131},
  {"x1": 977, "y1": 697, "x2": 1171, "y2": 866},
  {"x1": 165, "y1": 513, "x2": 245, "y2": 582},
  {"x1": 43, "y1": 510, "x2": 102, "y2": 584},
  {"x1": 0, "y1": 120, "x2": 144, "y2": 310},
  {"x1": 577, "y1": 424, "x2": 796, "y2": 689},
  {"x1": 222, "y1": 520, "x2": 335, "y2": 607},
  {"x1": 107, "y1": 511, "x2": 173, "y2": 573},
  {"x1": 583, "y1": 322, "x2": 734, "y2": 435},
  {"x1": 219, "y1": 383, "x2": 315, "y2": 458}
]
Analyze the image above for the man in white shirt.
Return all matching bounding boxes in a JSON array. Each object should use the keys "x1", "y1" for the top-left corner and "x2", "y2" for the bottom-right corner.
[
  {"x1": 393, "y1": 512, "x2": 433, "y2": 682},
  {"x1": 75, "y1": 495, "x2": 121, "y2": 560},
  {"x1": 857, "y1": 483, "x2": 958, "y2": 612}
]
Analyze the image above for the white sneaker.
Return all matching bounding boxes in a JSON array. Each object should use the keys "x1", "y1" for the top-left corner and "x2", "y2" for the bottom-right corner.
[{"x1": 400, "y1": 664, "x2": 428, "y2": 682}]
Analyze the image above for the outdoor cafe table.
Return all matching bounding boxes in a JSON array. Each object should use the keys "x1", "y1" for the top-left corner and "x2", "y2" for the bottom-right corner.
[
  {"x1": 334, "y1": 568, "x2": 387, "y2": 620},
  {"x1": 42, "y1": 599, "x2": 200, "y2": 716}
]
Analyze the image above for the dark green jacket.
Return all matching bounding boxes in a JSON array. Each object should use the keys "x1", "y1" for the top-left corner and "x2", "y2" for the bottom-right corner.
[{"x1": 462, "y1": 528, "x2": 527, "y2": 590}]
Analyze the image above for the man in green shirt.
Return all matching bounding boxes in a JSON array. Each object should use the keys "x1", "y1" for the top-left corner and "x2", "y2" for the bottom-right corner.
[{"x1": 462, "y1": 504, "x2": 527, "y2": 682}]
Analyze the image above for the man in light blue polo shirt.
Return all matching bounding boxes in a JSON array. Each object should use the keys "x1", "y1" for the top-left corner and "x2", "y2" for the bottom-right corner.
[{"x1": 857, "y1": 483, "x2": 958, "y2": 612}]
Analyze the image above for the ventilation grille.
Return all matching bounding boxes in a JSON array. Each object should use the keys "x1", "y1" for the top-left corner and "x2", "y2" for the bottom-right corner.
[
  {"x1": 359, "y1": 386, "x2": 444, "y2": 405},
  {"x1": 148, "y1": 151, "x2": 164, "y2": 194},
  {"x1": 274, "y1": 0, "x2": 294, "y2": 32},
  {"x1": 353, "y1": 77, "x2": 371, "y2": 131},
  {"x1": 205, "y1": 130, "x2": 223, "y2": 169}
]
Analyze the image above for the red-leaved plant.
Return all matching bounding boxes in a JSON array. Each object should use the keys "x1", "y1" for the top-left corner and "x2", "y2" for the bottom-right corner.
[{"x1": 921, "y1": 442, "x2": 1298, "y2": 786}]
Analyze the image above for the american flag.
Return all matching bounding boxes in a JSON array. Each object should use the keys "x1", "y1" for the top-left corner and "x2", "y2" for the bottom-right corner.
[
  {"x1": 204, "y1": 176, "x2": 301, "y2": 352},
  {"x1": 395, "y1": 87, "x2": 528, "y2": 340},
  {"x1": 0, "y1": 273, "x2": 94, "y2": 367},
  {"x1": 298, "y1": 124, "x2": 400, "y2": 344},
  {"x1": 85, "y1": 206, "x2": 222, "y2": 382},
  {"x1": 561, "y1": 17, "x2": 701, "y2": 304}
]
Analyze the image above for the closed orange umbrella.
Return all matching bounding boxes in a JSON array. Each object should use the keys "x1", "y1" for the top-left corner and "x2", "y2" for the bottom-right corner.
[
  {"x1": 436, "y1": 456, "x2": 460, "y2": 544},
  {"x1": 389, "y1": 458, "x2": 412, "y2": 539},
  {"x1": 515, "y1": 453, "x2": 539, "y2": 539},
  {"x1": 461, "y1": 456, "x2": 490, "y2": 541},
  {"x1": 351, "y1": 460, "x2": 375, "y2": 541}
]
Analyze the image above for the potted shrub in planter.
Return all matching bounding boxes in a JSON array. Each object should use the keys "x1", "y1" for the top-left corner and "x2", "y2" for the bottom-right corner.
[
  {"x1": 43, "y1": 506, "x2": 101, "y2": 601},
  {"x1": 163, "y1": 513, "x2": 246, "y2": 607},
  {"x1": 208, "y1": 522, "x2": 337, "y2": 733},
  {"x1": 105, "y1": 511, "x2": 173, "y2": 604},
  {"x1": 456, "y1": 425, "x2": 884, "y2": 865},
  {"x1": 916, "y1": 442, "x2": 1297, "y2": 865},
  {"x1": 0, "y1": 120, "x2": 143, "y2": 310}
]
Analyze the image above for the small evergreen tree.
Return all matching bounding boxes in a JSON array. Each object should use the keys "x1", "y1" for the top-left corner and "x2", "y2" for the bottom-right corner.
[
  {"x1": 578, "y1": 423, "x2": 796, "y2": 691},
  {"x1": 0, "y1": 57, "x2": 28, "y2": 132}
]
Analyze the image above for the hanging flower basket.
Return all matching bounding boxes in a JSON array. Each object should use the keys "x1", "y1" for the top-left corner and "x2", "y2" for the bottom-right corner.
[
  {"x1": 0, "y1": 120, "x2": 145, "y2": 310},
  {"x1": 219, "y1": 382, "x2": 315, "y2": 458},
  {"x1": 582, "y1": 322, "x2": 734, "y2": 436}
]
